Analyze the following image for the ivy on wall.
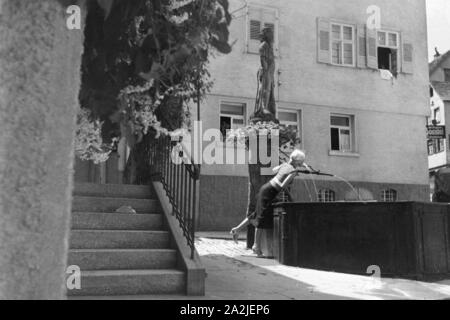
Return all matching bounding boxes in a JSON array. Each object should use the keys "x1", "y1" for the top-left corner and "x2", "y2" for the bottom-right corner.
[{"x1": 76, "y1": 0, "x2": 232, "y2": 163}]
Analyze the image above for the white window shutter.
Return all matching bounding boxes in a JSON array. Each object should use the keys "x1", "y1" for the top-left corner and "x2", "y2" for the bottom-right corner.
[
  {"x1": 357, "y1": 25, "x2": 367, "y2": 68},
  {"x1": 250, "y1": 20, "x2": 261, "y2": 41},
  {"x1": 317, "y1": 18, "x2": 330, "y2": 64},
  {"x1": 401, "y1": 33, "x2": 414, "y2": 74},
  {"x1": 247, "y1": 6, "x2": 262, "y2": 54},
  {"x1": 366, "y1": 27, "x2": 378, "y2": 69}
]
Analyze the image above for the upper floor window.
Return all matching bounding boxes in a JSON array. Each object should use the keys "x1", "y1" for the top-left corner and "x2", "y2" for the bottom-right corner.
[
  {"x1": 220, "y1": 102, "x2": 246, "y2": 140},
  {"x1": 317, "y1": 17, "x2": 414, "y2": 74},
  {"x1": 318, "y1": 189, "x2": 336, "y2": 202},
  {"x1": 381, "y1": 189, "x2": 397, "y2": 202},
  {"x1": 246, "y1": 6, "x2": 278, "y2": 55},
  {"x1": 330, "y1": 115, "x2": 354, "y2": 153},
  {"x1": 434, "y1": 108, "x2": 441, "y2": 124},
  {"x1": 445, "y1": 68, "x2": 450, "y2": 82},
  {"x1": 428, "y1": 140, "x2": 433, "y2": 155},
  {"x1": 331, "y1": 23, "x2": 355, "y2": 67},
  {"x1": 376, "y1": 30, "x2": 399, "y2": 75}
]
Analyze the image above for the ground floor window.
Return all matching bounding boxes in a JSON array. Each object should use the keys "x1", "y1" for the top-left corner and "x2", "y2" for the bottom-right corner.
[
  {"x1": 318, "y1": 189, "x2": 336, "y2": 202},
  {"x1": 220, "y1": 102, "x2": 246, "y2": 140},
  {"x1": 381, "y1": 189, "x2": 397, "y2": 202},
  {"x1": 278, "y1": 108, "x2": 302, "y2": 146},
  {"x1": 428, "y1": 139, "x2": 445, "y2": 155},
  {"x1": 330, "y1": 114, "x2": 354, "y2": 152}
]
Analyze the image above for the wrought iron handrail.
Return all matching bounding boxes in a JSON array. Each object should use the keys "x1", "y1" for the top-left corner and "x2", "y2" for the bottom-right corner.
[{"x1": 149, "y1": 134, "x2": 200, "y2": 259}]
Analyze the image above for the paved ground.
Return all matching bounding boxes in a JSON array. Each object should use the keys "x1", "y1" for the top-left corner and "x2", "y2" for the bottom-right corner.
[{"x1": 75, "y1": 232, "x2": 450, "y2": 300}]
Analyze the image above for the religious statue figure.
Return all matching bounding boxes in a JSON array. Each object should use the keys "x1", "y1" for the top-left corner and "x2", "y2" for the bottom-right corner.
[{"x1": 253, "y1": 27, "x2": 277, "y2": 120}]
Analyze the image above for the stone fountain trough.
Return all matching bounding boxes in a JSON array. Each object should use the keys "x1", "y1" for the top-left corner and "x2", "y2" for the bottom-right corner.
[{"x1": 272, "y1": 202, "x2": 450, "y2": 280}]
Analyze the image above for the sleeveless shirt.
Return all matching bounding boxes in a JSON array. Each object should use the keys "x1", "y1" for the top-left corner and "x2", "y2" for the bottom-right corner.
[{"x1": 270, "y1": 163, "x2": 296, "y2": 189}]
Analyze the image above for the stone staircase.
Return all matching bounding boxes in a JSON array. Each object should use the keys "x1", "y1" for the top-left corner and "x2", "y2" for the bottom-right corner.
[{"x1": 67, "y1": 183, "x2": 187, "y2": 297}]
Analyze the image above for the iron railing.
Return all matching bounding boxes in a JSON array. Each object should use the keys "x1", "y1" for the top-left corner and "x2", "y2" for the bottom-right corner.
[{"x1": 149, "y1": 134, "x2": 200, "y2": 259}]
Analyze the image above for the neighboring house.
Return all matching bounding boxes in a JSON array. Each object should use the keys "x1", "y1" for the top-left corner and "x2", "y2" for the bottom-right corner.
[
  {"x1": 428, "y1": 82, "x2": 449, "y2": 170},
  {"x1": 428, "y1": 50, "x2": 450, "y2": 199},
  {"x1": 190, "y1": 0, "x2": 430, "y2": 230}
]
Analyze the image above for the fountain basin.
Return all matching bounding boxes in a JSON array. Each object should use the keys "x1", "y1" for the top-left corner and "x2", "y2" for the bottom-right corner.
[{"x1": 273, "y1": 202, "x2": 450, "y2": 280}]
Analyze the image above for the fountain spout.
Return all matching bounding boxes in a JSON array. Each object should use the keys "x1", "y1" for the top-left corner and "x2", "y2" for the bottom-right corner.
[{"x1": 296, "y1": 170, "x2": 362, "y2": 202}]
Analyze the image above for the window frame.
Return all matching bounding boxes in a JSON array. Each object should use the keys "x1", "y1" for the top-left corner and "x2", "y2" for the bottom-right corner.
[
  {"x1": 376, "y1": 29, "x2": 400, "y2": 72},
  {"x1": 246, "y1": 5, "x2": 279, "y2": 56},
  {"x1": 433, "y1": 107, "x2": 441, "y2": 124},
  {"x1": 428, "y1": 139, "x2": 445, "y2": 155},
  {"x1": 377, "y1": 30, "x2": 399, "y2": 49},
  {"x1": 428, "y1": 139, "x2": 434, "y2": 156},
  {"x1": 329, "y1": 22, "x2": 356, "y2": 68},
  {"x1": 318, "y1": 189, "x2": 336, "y2": 202},
  {"x1": 381, "y1": 189, "x2": 398, "y2": 202},
  {"x1": 219, "y1": 102, "x2": 247, "y2": 142},
  {"x1": 444, "y1": 68, "x2": 450, "y2": 82},
  {"x1": 330, "y1": 114, "x2": 354, "y2": 153},
  {"x1": 277, "y1": 108, "x2": 303, "y2": 142}
]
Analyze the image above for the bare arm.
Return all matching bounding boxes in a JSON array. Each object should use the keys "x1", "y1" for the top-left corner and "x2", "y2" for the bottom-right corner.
[
  {"x1": 279, "y1": 172, "x2": 298, "y2": 190},
  {"x1": 272, "y1": 165, "x2": 282, "y2": 174}
]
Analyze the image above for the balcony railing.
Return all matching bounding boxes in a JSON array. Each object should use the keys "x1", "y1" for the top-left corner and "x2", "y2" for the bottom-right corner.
[{"x1": 149, "y1": 134, "x2": 200, "y2": 259}]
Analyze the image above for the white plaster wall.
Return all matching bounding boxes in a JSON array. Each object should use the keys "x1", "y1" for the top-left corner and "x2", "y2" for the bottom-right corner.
[{"x1": 192, "y1": 0, "x2": 430, "y2": 186}]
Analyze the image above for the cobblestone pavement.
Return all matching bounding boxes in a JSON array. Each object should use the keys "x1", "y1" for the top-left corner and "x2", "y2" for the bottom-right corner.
[{"x1": 196, "y1": 237, "x2": 251, "y2": 257}]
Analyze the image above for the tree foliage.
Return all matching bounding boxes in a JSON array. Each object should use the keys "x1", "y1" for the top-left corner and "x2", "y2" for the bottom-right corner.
[{"x1": 76, "y1": 0, "x2": 232, "y2": 162}]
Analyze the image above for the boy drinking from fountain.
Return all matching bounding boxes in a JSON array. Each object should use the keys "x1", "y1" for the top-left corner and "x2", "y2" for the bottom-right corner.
[{"x1": 230, "y1": 150, "x2": 310, "y2": 257}]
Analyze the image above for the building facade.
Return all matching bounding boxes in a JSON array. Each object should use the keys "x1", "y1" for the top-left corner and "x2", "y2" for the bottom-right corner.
[
  {"x1": 428, "y1": 51, "x2": 450, "y2": 198},
  {"x1": 192, "y1": 0, "x2": 430, "y2": 230}
]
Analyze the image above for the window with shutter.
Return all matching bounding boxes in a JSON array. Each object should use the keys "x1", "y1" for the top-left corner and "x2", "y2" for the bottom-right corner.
[
  {"x1": 330, "y1": 23, "x2": 355, "y2": 67},
  {"x1": 317, "y1": 19, "x2": 355, "y2": 67},
  {"x1": 246, "y1": 7, "x2": 278, "y2": 55},
  {"x1": 375, "y1": 30, "x2": 400, "y2": 75},
  {"x1": 366, "y1": 28, "x2": 406, "y2": 75}
]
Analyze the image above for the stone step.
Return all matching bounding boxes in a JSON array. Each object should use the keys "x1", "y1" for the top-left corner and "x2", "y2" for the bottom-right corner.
[
  {"x1": 71, "y1": 212, "x2": 163, "y2": 230},
  {"x1": 72, "y1": 196, "x2": 160, "y2": 213},
  {"x1": 74, "y1": 183, "x2": 156, "y2": 199},
  {"x1": 70, "y1": 230, "x2": 170, "y2": 249},
  {"x1": 67, "y1": 269, "x2": 186, "y2": 296},
  {"x1": 68, "y1": 249, "x2": 177, "y2": 270}
]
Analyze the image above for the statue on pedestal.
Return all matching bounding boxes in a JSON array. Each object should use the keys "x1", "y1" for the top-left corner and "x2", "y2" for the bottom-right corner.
[
  {"x1": 251, "y1": 27, "x2": 278, "y2": 124},
  {"x1": 246, "y1": 27, "x2": 278, "y2": 250},
  {"x1": 230, "y1": 27, "x2": 303, "y2": 253}
]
